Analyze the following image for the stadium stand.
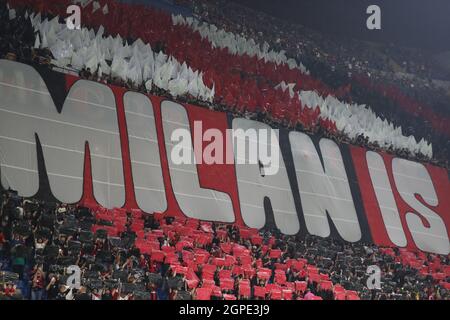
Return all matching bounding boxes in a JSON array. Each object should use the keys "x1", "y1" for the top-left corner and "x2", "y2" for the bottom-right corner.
[
  {"x1": 4, "y1": 0, "x2": 449, "y2": 167},
  {"x1": 1, "y1": 190, "x2": 449, "y2": 300},
  {"x1": 186, "y1": 0, "x2": 450, "y2": 165},
  {"x1": 0, "y1": 0, "x2": 449, "y2": 301}
]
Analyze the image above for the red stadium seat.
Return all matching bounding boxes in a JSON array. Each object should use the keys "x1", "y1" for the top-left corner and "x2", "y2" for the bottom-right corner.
[
  {"x1": 220, "y1": 243, "x2": 232, "y2": 254},
  {"x1": 151, "y1": 250, "x2": 165, "y2": 262},
  {"x1": 130, "y1": 209, "x2": 143, "y2": 219},
  {"x1": 257, "y1": 271, "x2": 271, "y2": 281},
  {"x1": 333, "y1": 285, "x2": 345, "y2": 294},
  {"x1": 441, "y1": 282, "x2": 450, "y2": 290},
  {"x1": 284, "y1": 282, "x2": 295, "y2": 290},
  {"x1": 307, "y1": 266, "x2": 319, "y2": 274},
  {"x1": 334, "y1": 292, "x2": 346, "y2": 300},
  {"x1": 186, "y1": 279, "x2": 199, "y2": 289},
  {"x1": 346, "y1": 290, "x2": 360, "y2": 300},
  {"x1": 232, "y1": 265, "x2": 244, "y2": 276},
  {"x1": 211, "y1": 287, "x2": 222, "y2": 298},
  {"x1": 201, "y1": 279, "x2": 216, "y2": 288},
  {"x1": 238, "y1": 280, "x2": 251, "y2": 297},
  {"x1": 295, "y1": 281, "x2": 307, "y2": 292},
  {"x1": 238, "y1": 228, "x2": 251, "y2": 239},
  {"x1": 291, "y1": 260, "x2": 305, "y2": 271},
  {"x1": 135, "y1": 230, "x2": 146, "y2": 239},
  {"x1": 444, "y1": 266, "x2": 450, "y2": 277},
  {"x1": 319, "y1": 280, "x2": 333, "y2": 291},
  {"x1": 153, "y1": 212, "x2": 164, "y2": 221},
  {"x1": 320, "y1": 273, "x2": 330, "y2": 281},
  {"x1": 162, "y1": 245, "x2": 176, "y2": 254},
  {"x1": 195, "y1": 253, "x2": 209, "y2": 264},
  {"x1": 282, "y1": 289, "x2": 293, "y2": 300},
  {"x1": 165, "y1": 253, "x2": 179, "y2": 264},
  {"x1": 152, "y1": 230, "x2": 164, "y2": 237},
  {"x1": 216, "y1": 229, "x2": 227, "y2": 239},
  {"x1": 433, "y1": 273, "x2": 446, "y2": 281},
  {"x1": 270, "y1": 288, "x2": 282, "y2": 300},
  {"x1": 172, "y1": 265, "x2": 188, "y2": 275},
  {"x1": 250, "y1": 235, "x2": 263, "y2": 245},
  {"x1": 219, "y1": 270, "x2": 232, "y2": 279},
  {"x1": 220, "y1": 278, "x2": 235, "y2": 291},
  {"x1": 254, "y1": 286, "x2": 267, "y2": 298},
  {"x1": 239, "y1": 255, "x2": 252, "y2": 266},
  {"x1": 308, "y1": 273, "x2": 321, "y2": 283},
  {"x1": 269, "y1": 249, "x2": 282, "y2": 258},
  {"x1": 176, "y1": 240, "x2": 193, "y2": 251},
  {"x1": 275, "y1": 272, "x2": 287, "y2": 285},
  {"x1": 242, "y1": 266, "x2": 256, "y2": 278},
  {"x1": 224, "y1": 255, "x2": 236, "y2": 266},
  {"x1": 196, "y1": 288, "x2": 212, "y2": 300},
  {"x1": 213, "y1": 258, "x2": 226, "y2": 266}
]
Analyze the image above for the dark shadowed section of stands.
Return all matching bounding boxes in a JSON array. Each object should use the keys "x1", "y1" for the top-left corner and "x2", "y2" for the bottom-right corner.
[{"x1": 119, "y1": 0, "x2": 192, "y2": 16}]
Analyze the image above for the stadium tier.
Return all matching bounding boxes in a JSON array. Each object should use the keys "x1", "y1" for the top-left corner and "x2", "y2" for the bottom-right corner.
[{"x1": 0, "y1": 0, "x2": 449, "y2": 301}]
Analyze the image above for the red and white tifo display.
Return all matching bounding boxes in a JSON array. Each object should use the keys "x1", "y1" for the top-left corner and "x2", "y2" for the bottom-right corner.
[{"x1": 0, "y1": 59, "x2": 449, "y2": 255}]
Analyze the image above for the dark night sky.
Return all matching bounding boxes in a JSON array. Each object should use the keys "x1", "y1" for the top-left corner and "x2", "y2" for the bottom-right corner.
[{"x1": 231, "y1": 0, "x2": 450, "y2": 53}]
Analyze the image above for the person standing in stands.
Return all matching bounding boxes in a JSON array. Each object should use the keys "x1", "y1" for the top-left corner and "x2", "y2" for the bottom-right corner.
[
  {"x1": 169, "y1": 289, "x2": 178, "y2": 300},
  {"x1": 54, "y1": 285, "x2": 69, "y2": 300},
  {"x1": 101, "y1": 288, "x2": 113, "y2": 301},
  {"x1": 157, "y1": 276, "x2": 170, "y2": 300},
  {"x1": 149, "y1": 284, "x2": 158, "y2": 300},
  {"x1": 0, "y1": 227, "x2": 6, "y2": 260},
  {"x1": 91, "y1": 289, "x2": 101, "y2": 300},
  {"x1": 74, "y1": 286, "x2": 91, "y2": 300},
  {"x1": 45, "y1": 275, "x2": 60, "y2": 300},
  {"x1": 1, "y1": 281, "x2": 14, "y2": 297},
  {"x1": 30, "y1": 268, "x2": 45, "y2": 300},
  {"x1": 118, "y1": 291, "x2": 131, "y2": 300}
]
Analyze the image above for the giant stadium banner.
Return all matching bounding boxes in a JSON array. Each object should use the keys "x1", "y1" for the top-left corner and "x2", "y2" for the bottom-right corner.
[{"x1": 0, "y1": 59, "x2": 449, "y2": 255}]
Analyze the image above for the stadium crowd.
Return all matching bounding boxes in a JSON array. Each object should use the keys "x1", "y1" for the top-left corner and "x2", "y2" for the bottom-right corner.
[
  {"x1": 187, "y1": 0, "x2": 450, "y2": 97},
  {"x1": 0, "y1": 1, "x2": 449, "y2": 301},
  {"x1": 1, "y1": 0, "x2": 449, "y2": 167},
  {"x1": 186, "y1": 0, "x2": 450, "y2": 166},
  {"x1": 1, "y1": 189, "x2": 449, "y2": 300}
]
